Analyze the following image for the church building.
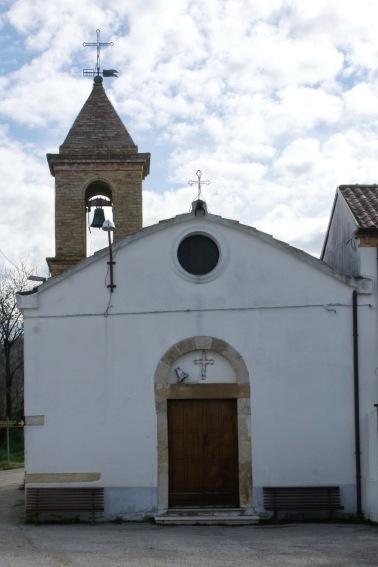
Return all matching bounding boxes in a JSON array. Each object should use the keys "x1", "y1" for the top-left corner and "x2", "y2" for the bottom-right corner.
[{"x1": 17, "y1": 75, "x2": 378, "y2": 524}]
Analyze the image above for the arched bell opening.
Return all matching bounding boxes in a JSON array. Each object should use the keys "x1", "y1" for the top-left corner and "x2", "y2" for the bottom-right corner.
[{"x1": 85, "y1": 181, "x2": 114, "y2": 256}]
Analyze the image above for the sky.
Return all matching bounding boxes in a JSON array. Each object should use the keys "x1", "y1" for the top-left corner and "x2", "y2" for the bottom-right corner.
[{"x1": 1, "y1": 0, "x2": 378, "y2": 273}]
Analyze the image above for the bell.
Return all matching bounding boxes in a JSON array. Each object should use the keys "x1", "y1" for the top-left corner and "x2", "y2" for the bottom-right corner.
[{"x1": 90, "y1": 207, "x2": 106, "y2": 228}]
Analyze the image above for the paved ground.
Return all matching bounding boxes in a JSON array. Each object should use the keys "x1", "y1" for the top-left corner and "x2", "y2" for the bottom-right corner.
[{"x1": 1, "y1": 470, "x2": 378, "y2": 566}]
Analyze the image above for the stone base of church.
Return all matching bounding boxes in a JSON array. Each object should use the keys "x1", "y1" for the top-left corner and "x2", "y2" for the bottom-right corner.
[{"x1": 103, "y1": 487, "x2": 158, "y2": 521}]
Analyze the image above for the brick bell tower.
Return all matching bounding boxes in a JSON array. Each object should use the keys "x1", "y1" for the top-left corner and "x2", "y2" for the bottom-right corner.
[{"x1": 46, "y1": 75, "x2": 150, "y2": 276}]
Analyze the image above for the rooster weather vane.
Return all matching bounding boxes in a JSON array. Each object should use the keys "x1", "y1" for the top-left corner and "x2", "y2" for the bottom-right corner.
[{"x1": 83, "y1": 29, "x2": 118, "y2": 78}]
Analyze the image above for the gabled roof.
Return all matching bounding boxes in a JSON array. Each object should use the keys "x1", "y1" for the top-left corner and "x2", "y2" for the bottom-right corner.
[
  {"x1": 59, "y1": 76, "x2": 136, "y2": 157},
  {"x1": 20, "y1": 212, "x2": 372, "y2": 303},
  {"x1": 339, "y1": 185, "x2": 378, "y2": 230}
]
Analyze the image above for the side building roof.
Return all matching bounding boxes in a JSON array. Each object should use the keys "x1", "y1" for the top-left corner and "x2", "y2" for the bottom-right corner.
[
  {"x1": 321, "y1": 185, "x2": 378, "y2": 275},
  {"x1": 338, "y1": 185, "x2": 378, "y2": 231}
]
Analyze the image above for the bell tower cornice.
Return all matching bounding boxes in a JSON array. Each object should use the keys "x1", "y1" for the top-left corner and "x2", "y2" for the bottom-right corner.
[{"x1": 46, "y1": 153, "x2": 150, "y2": 179}]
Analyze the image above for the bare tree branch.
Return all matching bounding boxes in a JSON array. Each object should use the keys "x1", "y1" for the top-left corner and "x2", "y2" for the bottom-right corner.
[{"x1": 0, "y1": 262, "x2": 36, "y2": 419}]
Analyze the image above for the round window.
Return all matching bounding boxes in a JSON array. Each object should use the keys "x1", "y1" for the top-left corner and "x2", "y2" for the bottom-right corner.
[{"x1": 177, "y1": 234, "x2": 220, "y2": 275}]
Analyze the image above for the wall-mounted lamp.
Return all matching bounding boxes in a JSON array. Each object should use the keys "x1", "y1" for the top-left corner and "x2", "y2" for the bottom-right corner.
[
  {"x1": 27, "y1": 275, "x2": 47, "y2": 283},
  {"x1": 175, "y1": 367, "x2": 189, "y2": 383},
  {"x1": 102, "y1": 220, "x2": 116, "y2": 292}
]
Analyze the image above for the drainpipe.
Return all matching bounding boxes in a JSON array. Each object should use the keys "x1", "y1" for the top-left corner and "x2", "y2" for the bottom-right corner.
[{"x1": 352, "y1": 289, "x2": 362, "y2": 516}]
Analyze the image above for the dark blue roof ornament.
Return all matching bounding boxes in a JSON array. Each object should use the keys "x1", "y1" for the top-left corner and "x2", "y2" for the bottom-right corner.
[{"x1": 83, "y1": 29, "x2": 118, "y2": 78}]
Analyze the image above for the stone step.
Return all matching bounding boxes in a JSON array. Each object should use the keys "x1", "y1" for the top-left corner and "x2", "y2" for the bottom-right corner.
[{"x1": 154, "y1": 509, "x2": 259, "y2": 525}]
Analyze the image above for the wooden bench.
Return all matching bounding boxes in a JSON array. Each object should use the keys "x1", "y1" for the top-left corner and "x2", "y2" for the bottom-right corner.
[
  {"x1": 26, "y1": 487, "x2": 104, "y2": 523},
  {"x1": 263, "y1": 486, "x2": 343, "y2": 521}
]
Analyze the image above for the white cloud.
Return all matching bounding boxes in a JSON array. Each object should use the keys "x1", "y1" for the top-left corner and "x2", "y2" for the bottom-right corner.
[
  {"x1": 2, "y1": 0, "x2": 378, "y2": 268},
  {"x1": 343, "y1": 83, "x2": 378, "y2": 122},
  {"x1": 0, "y1": 128, "x2": 54, "y2": 268}
]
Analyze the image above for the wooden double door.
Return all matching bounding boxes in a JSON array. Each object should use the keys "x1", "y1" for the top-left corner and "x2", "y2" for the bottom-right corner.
[{"x1": 168, "y1": 399, "x2": 239, "y2": 507}]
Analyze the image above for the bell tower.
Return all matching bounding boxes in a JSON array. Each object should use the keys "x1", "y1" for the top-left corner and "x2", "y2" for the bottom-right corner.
[{"x1": 46, "y1": 75, "x2": 150, "y2": 276}]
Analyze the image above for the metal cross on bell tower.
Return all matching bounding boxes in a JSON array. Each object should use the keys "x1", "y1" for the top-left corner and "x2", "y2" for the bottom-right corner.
[{"x1": 83, "y1": 29, "x2": 118, "y2": 78}]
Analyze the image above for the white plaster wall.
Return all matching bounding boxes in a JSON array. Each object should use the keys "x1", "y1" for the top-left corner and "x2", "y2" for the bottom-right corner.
[
  {"x1": 322, "y1": 194, "x2": 360, "y2": 276},
  {"x1": 36, "y1": 217, "x2": 357, "y2": 317},
  {"x1": 360, "y1": 247, "x2": 377, "y2": 279},
  {"x1": 249, "y1": 306, "x2": 355, "y2": 486},
  {"x1": 24, "y1": 315, "x2": 158, "y2": 487},
  {"x1": 21, "y1": 216, "x2": 366, "y2": 517},
  {"x1": 355, "y1": 248, "x2": 378, "y2": 520}
]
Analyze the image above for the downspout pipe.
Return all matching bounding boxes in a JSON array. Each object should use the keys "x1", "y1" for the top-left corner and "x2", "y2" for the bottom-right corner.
[{"x1": 352, "y1": 289, "x2": 362, "y2": 516}]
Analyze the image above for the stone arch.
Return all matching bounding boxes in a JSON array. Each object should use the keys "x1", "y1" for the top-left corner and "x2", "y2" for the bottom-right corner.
[
  {"x1": 154, "y1": 336, "x2": 252, "y2": 513},
  {"x1": 84, "y1": 179, "x2": 113, "y2": 203}
]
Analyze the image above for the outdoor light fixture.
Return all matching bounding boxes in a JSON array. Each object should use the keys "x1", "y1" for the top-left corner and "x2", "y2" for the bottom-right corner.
[
  {"x1": 102, "y1": 219, "x2": 116, "y2": 292},
  {"x1": 27, "y1": 275, "x2": 47, "y2": 283},
  {"x1": 175, "y1": 367, "x2": 189, "y2": 383},
  {"x1": 102, "y1": 219, "x2": 115, "y2": 232}
]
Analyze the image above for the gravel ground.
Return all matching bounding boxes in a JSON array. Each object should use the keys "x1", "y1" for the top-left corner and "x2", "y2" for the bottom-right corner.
[{"x1": 1, "y1": 469, "x2": 378, "y2": 567}]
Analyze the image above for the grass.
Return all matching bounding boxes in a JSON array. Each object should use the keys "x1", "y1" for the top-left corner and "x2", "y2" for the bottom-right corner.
[{"x1": 0, "y1": 427, "x2": 24, "y2": 470}]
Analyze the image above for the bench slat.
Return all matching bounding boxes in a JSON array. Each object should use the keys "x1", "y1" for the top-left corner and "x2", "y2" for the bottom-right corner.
[
  {"x1": 26, "y1": 487, "x2": 104, "y2": 521},
  {"x1": 263, "y1": 486, "x2": 343, "y2": 518}
]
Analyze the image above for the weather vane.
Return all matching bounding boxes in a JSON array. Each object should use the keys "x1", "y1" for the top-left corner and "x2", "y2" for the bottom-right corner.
[
  {"x1": 188, "y1": 170, "x2": 211, "y2": 200},
  {"x1": 83, "y1": 29, "x2": 118, "y2": 78}
]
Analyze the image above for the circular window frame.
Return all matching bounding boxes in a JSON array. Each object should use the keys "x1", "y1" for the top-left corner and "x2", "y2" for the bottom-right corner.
[{"x1": 172, "y1": 225, "x2": 229, "y2": 283}]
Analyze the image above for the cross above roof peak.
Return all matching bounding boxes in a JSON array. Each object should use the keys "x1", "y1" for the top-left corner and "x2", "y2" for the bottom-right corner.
[{"x1": 82, "y1": 29, "x2": 118, "y2": 79}]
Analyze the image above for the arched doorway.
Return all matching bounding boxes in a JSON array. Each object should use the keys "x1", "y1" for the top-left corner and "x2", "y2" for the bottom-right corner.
[{"x1": 154, "y1": 336, "x2": 252, "y2": 513}]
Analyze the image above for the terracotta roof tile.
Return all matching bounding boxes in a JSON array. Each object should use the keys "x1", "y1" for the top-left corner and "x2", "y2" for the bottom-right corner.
[{"x1": 339, "y1": 185, "x2": 378, "y2": 229}]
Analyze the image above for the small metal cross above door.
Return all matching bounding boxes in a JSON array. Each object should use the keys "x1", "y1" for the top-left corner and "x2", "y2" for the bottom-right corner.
[{"x1": 194, "y1": 350, "x2": 214, "y2": 380}]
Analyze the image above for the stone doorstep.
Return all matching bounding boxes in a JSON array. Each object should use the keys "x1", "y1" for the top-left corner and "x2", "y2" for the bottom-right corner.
[{"x1": 154, "y1": 509, "x2": 259, "y2": 525}]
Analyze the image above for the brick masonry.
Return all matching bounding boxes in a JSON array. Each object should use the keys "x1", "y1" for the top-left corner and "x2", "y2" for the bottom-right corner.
[{"x1": 46, "y1": 77, "x2": 150, "y2": 276}]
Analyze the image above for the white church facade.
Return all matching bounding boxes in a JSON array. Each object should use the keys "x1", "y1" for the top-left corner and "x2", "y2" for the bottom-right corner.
[{"x1": 17, "y1": 77, "x2": 378, "y2": 523}]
